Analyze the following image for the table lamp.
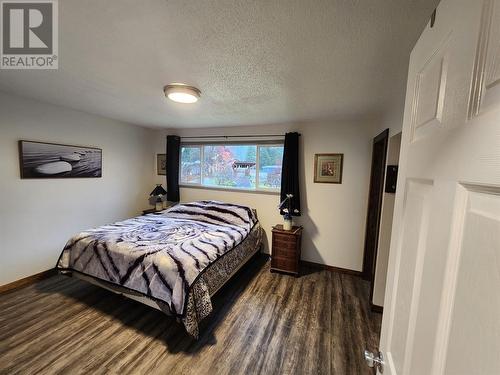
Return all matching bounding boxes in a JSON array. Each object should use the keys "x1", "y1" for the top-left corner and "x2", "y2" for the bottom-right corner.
[
  {"x1": 278, "y1": 194, "x2": 294, "y2": 230},
  {"x1": 150, "y1": 184, "x2": 167, "y2": 211}
]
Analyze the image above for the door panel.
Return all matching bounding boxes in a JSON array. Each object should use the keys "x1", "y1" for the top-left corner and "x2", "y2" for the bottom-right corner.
[
  {"x1": 388, "y1": 180, "x2": 432, "y2": 374},
  {"x1": 469, "y1": 0, "x2": 500, "y2": 117},
  {"x1": 411, "y1": 38, "x2": 449, "y2": 142},
  {"x1": 377, "y1": 0, "x2": 499, "y2": 374},
  {"x1": 442, "y1": 186, "x2": 500, "y2": 375}
]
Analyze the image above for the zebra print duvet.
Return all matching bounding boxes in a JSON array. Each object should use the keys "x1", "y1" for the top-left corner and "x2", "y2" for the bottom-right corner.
[{"x1": 56, "y1": 201, "x2": 258, "y2": 335}]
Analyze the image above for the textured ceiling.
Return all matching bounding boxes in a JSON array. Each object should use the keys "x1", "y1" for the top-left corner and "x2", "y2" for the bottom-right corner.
[{"x1": 0, "y1": 0, "x2": 438, "y2": 128}]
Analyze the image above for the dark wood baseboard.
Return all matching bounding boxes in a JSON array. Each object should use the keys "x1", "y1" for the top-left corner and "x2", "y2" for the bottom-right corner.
[
  {"x1": 0, "y1": 269, "x2": 56, "y2": 295},
  {"x1": 370, "y1": 303, "x2": 383, "y2": 314},
  {"x1": 300, "y1": 260, "x2": 363, "y2": 278}
]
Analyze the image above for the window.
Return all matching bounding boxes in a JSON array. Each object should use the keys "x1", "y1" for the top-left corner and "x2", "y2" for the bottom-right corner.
[
  {"x1": 180, "y1": 146, "x2": 201, "y2": 184},
  {"x1": 203, "y1": 145, "x2": 257, "y2": 189},
  {"x1": 180, "y1": 143, "x2": 284, "y2": 192},
  {"x1": 258, "y1": 145, "x2": 284, "y2": 190}
]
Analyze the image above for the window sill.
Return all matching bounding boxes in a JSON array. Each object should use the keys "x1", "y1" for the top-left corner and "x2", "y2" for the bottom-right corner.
[{"x1": 180, "y1": 184, "x2": 280, "y2": 196}]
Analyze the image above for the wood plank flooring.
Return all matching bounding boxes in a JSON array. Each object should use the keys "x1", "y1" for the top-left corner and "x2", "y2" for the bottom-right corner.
[{"x1": 0, "y1": 256, "x2": 381, "y2": 375}]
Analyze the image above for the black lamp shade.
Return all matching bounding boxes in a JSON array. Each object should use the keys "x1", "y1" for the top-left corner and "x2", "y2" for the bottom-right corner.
[{"x1": 150, "y1": 184, "x2": 167, "y2": 196}]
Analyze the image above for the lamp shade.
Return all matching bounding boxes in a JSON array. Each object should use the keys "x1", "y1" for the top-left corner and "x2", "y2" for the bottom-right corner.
[{"x1": 150, "y1": 184, "x2": 167, "y2": 196}]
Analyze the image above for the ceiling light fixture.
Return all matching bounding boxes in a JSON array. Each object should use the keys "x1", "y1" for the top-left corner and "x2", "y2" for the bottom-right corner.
[{"x1": 163, "y1": 83, "x2": 201, "y2": 104}]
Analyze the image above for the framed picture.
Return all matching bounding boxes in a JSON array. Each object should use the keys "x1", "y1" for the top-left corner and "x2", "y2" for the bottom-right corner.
[
  {"x1": 157, "y1": 154, "x2": 167, "y2": 175},
  {"x1": 19, "y1": 140, "x2": 102, "y2": 179},
  {"x1": 314, "y1": 153, "x2": 343, "y2": 184}
]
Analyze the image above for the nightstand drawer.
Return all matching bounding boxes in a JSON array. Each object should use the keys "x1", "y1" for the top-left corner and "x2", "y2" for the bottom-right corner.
[
  {"x1": 272, "y1": 245, "x2": 296, "y2": 258},
  {"x1": 273, "y1": 232, "x2": 297, "y2": 243},
  {"x1": 271, "y1": 256, "x2": 299, "y2": 273},
  {"x1": 272, "y1": 238, "x2": 297, "y2": 251}
]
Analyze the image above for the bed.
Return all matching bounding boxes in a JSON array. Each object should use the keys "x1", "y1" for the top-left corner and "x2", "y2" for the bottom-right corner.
[{"x1": 56, "y1": 200, "x2": 263, "y2": 338}]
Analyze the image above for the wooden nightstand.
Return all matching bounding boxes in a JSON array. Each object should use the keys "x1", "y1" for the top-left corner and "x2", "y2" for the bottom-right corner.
[
  {"x1": 142, "y1": 208, "x2": 158, "y2": 215},
  {"x1": 142, "y1": 201, "x2": 177, "y2": 215},
  {"x1": 270, "y1": 225, "x2": 303, "y2": 276}
]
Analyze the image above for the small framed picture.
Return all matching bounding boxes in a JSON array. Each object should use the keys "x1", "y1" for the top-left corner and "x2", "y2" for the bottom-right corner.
[
  {"x1": 314, "y1": 153, "x2": 343, "y2": 184},
  {"x1": 157, "y1": 154, "x2": 166, "y2": 175}
]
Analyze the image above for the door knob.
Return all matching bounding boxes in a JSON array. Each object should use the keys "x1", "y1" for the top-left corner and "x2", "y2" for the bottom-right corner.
[{"x1": 364, "y1": 350, "x2": 384, "y2": 373}]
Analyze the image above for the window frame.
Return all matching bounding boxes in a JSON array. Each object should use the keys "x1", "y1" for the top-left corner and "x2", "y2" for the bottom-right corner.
[{"x1": 179, "y1": 141, "x2": 283, "y2": 195}]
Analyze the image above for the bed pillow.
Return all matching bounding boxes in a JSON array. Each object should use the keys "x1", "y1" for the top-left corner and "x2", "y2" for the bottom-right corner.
[{"x1": 164, "y1": 200, "x2": 257, "y2": 231}]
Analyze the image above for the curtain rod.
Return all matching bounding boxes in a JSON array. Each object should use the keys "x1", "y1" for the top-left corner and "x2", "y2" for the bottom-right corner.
[{"x1": 180, "y1": 134, "x2": 300, "y2": 139}]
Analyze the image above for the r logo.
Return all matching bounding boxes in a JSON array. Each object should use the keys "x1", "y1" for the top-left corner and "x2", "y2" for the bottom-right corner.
[
  {"x1": 1, "y1": 0, "x2": 57, "y2": 68},
  {"x1": 2, "y1": 2, "x2": 52, "y2": 54}
]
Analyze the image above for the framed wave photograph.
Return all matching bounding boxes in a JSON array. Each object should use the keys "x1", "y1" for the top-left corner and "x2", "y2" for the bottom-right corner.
[
  {"x1": 314, "y1": 153, "x2": 343, "y2": 184},
  {"x1": 19, "y1": 140, "x2": 102, "y2": 179}
]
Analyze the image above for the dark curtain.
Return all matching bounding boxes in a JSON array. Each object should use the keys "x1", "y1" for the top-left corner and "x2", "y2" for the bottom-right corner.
[
  {"x1": 280, "y1": 132, "x2": 301, "y2": 216},
  {"x1": 166, "y1": 135, "x2": 180, "y2": 202}
]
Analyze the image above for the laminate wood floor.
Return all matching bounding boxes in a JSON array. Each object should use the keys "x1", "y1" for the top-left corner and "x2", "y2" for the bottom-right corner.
[{"x1": 0, "y1": 256, "x2": 381, "y2": 375}]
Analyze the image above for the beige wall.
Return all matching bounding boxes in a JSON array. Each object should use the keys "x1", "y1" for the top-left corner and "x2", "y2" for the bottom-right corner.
[
  {"x1": 0, "y1": 90, "x2": 376, "y2": 283},
  {"x1": 0, "y1": 92, "x2": 155, "y2": 286},
  {"x1": 153, "y1": 120, "x2": 374, "y2": 271}
]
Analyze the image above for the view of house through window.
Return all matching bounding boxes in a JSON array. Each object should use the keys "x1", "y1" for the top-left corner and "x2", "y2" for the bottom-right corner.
[
  {"x1": 180, "y1": 143, "x2": 284, "y2": 191},
  {"x1": 180, "y1": 146, "x2": 201, "y2": 184},
  {"x1": 258, "y1": 145, "x2": 284, "y2": 189}
]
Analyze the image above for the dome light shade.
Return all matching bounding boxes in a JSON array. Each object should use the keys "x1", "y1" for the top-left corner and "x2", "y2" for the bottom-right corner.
[{"x1": 164, "y1": 84, "x2": 201, "y2": 104}]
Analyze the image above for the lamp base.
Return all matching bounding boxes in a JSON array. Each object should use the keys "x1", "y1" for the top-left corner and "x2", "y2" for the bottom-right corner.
[
  {"x1": 155, "y1": 202, "x2": 163, "y2": 211},
  {"x1": 283, "y1": 219, "x2": 293, "y2": 231}
]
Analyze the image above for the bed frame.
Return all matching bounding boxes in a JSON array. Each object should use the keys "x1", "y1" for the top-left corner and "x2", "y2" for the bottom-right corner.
[{"x1": 72, "y1": 241, "x2": 262, "y2": 314}]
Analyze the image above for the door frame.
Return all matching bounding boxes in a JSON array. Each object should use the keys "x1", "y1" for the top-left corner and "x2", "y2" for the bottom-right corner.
[{"x1": 362, "y1": 129, "x2": 389, "y2": 298}]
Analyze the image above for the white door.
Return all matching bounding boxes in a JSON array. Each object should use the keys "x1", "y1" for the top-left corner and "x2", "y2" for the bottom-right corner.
[{"x1": 377, "y1": 0, "x2": 500, "y2": 374}]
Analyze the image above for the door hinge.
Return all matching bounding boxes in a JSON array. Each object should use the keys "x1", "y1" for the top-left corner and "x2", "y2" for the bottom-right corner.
[{"x1": 364, "y1": 350, "x2": 384, "y2": 373}]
